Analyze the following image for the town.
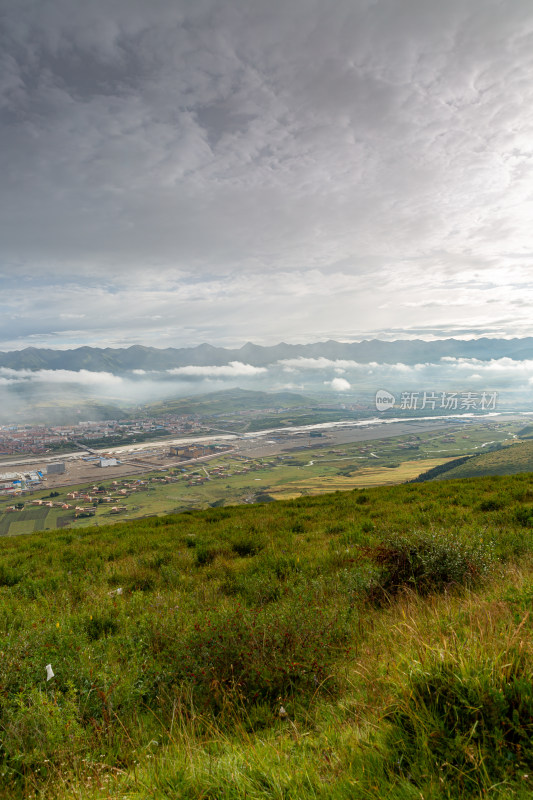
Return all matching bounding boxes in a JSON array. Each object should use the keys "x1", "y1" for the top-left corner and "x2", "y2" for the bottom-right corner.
[{"x1": 0, "y1": 414, "x2": 207, "y2": 456}]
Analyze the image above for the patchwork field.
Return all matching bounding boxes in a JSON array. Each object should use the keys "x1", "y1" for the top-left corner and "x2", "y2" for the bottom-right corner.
[{"x1": 269, "y1": 457, "x2": 459, "y2": 498}]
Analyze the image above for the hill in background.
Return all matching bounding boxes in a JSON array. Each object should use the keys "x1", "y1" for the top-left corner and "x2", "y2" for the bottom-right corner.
[
  {"x1": 141, "y1": 387, "x2": 312, "y2": 416},
  {"x1": 1, "y1": 336, "x2": 532, "y2": 371},
  {"x1": 414, "y1": 439, "x2": 533, "y2": 482}
]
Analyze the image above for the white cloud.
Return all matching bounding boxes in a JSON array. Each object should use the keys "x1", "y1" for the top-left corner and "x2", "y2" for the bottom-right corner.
[
  {"x1": 0, "y1": 368, "x2": 123, "y2": 386},
  {"x1": 166, "y1": 361, "x2": 267, "y2": 378},
  {"x1": 279, "y1": 357, "x2": 362, "y2": 371},
  {"x1": 273, "y1": 356, "x2": 533, "y2": 393},
  {"x1": 327, "y1": 377, "x2": 351, "y2": 391}
]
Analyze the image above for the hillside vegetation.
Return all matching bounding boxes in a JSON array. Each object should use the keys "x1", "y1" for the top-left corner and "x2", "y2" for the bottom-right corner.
[
  {"x1": 425, "y1": 439, "x2": 533, "y2": 480},
  {"x1": 2, "y1": 475, "x2": 533, "y2": 798},
  {"x1": 140, "y1": 388, "x2": 312, "y2": 417}
]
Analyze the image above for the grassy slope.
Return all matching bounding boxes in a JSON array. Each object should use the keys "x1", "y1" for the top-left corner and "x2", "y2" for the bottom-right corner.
[
  {"x1": 2, "y1": 473, "x2": 533, "y2": 797},
  {"x1": 141, "y1": 388, "x2": 312, "y2": 417},
  {"x1": 434, "y1": 439, "x2": 533, "y2": 480}
]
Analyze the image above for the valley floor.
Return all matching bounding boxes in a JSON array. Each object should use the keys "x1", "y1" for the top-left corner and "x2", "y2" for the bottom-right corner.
[{"x1": 0, "y1": 417, "x2": 521, "y2": 535}]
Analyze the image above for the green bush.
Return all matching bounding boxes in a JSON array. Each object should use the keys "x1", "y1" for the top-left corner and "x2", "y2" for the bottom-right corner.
[
  {"x1": 479, "y1": 498, "x2": 504, "y2": 511},
  {"x1": 362, "y1": 530, "x2": 494, "y2": 599},
  {"x1": 171, "y1": 599, "x2": 350, "y2": 713},
  {"x1": 231, "y1": 534, "x2": 265, "y2": 558},
  {"x1": 514, "y1": 507, "x2": 533, "y2": 527},
  {"x1": 0, "y1": 686, "x2": 86, "y2": 775},
  {"x1": 195, "y1": 544, "x2": 217, "y2": 566},
  {"x1": 84, "y1": 612, "x2": 119, "y2": 641},
  {"x1": 0, "y1": 565, "x2": 22, "y2": 587}
]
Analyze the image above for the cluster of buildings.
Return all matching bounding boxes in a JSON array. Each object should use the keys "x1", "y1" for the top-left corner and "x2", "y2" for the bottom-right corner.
[
  {"x1": 3, "y1": 480, "x2": 146, "y2": 518},
  {"x1": 0, "y1": 461, "x2": 71, "y2": 496},
  {"x1": 0, "y1": 426, "x2": 71, "y2": 455},
  {"x1": 0, "y1": 469, "x2": 44, "y2": 496},
  {"x1": 0, "y1": 414, "x2": 206, "y2": 456},
  {"x1": 168, "y1": 443, "x2": 230, "y2": 460}
]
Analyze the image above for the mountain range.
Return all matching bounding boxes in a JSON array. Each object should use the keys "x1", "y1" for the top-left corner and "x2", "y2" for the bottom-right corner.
[{"x1": 1, "y1": 338, "x2": 532, "y2": 372}]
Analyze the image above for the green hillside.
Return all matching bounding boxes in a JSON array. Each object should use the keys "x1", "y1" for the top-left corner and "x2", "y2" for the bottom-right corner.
[
  {"x1": 424, "y1": 439, "x2": 533, "y2": 480},
  {"x1": 140, "y1": 387, "x2": 312, "y2": 417},
  {"x1": 2, "y1": 475, "x2": 533, "y2": 798},
  {"x1": 517, "y1": 423, "x2": 533, "y2": 438}
]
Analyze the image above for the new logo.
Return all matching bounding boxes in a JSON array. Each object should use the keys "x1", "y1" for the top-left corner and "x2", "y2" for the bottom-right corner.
[{"x1": 375, "y1": 389, "x2": 396, "y2": 411}]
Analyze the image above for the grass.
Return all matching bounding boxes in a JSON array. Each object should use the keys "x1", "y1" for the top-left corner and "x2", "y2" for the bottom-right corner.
[
  {"x1": 269, "y1": 456, "x2": 458, "y2": 498},
  {"x1": 1, "y1": 472, "x2": 533, "y2": 796},
  {"x1": 432, "y1": 439, "x2": 533, "y2": 480}
]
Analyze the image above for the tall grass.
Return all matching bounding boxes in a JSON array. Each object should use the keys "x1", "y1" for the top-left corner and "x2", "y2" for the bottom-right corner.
[{"x1": 1, "y1": 473, "x2": 533, "y2": 797}]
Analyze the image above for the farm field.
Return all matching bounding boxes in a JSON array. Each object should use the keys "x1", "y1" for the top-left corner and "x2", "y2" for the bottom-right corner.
[{"x1": 268, "y1": 456, "x2": 459, "y2": 498}]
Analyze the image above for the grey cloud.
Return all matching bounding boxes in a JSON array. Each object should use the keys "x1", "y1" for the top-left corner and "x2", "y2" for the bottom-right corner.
[{"x1": 2, "y1": 0, "x2": 533, "y2": 347}]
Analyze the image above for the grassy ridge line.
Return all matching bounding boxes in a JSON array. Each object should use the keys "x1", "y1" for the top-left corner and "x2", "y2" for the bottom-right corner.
[
  {"x1": 430, "y1": 439, "x2": 533, "y2": 480},
  {"x1": 409, "y1": 454, "x2": 474, "y2": 482},
  {"x1": 1, "y1": 473, "x2": 533, "y2": 797}
]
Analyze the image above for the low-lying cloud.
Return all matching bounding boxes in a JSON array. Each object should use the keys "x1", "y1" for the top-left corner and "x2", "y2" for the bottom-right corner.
[
  {"x1": 0, "y1": 355, "x2": 531, "y2": 426},
  {"x1": 0, "y1": 368, "x2": 123, "y2": 387},
  {"x1": 166, "y1": 362, "x2": 267, "y2": 378}
]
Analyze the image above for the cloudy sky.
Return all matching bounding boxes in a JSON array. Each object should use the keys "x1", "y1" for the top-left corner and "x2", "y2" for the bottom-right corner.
[{"x1": 2, "y1": 0, "x2": 533, "y2": 352}]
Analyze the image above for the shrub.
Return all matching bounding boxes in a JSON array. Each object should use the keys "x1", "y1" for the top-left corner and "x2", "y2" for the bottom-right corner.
[
  {"x1": 172, "y1": 599, "x2": 350, "y2": 713},
  {"x1": 361, "y1": 530, "x2": 494, "y2": 599},
  {"x1": 231, "y1": 535, "x2": 265, "y2": 558},
  {"x1": 195, "y1": 544, "x2": 217, "y2": 566},
  {"x1": 0, "y1": 565, "x2": 22, "y2": 587},
  {"x1": 514, "y1": 507, "x2": 533, "y2": 527},
  {"x1": 291, "y1": 522, "x2": 304, "y2": 533},
  {"x1": 479, "y1": 498, "x2": 504, "y2": 511},
  {"x1": 0, "y1": 686, "x2": 86, "y2": 775},
  {"x1": 84, "y1": 612, "x2": 119, "y2": 641}
]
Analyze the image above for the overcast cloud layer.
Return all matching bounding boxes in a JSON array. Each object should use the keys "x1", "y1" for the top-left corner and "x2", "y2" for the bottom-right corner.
[{"x1": 2, "y1": 0, "x2": 533, "y2": 350}]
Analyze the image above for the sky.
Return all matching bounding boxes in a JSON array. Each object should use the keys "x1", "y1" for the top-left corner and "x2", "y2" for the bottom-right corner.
[{"x1": 2, "y1": 0, "x2": 533, "y2": 352}]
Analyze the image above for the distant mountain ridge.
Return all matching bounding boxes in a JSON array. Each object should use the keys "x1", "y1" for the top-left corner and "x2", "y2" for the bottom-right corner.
[{"x1": 0, "y1": 337, "x2": 532, "y2": 372}]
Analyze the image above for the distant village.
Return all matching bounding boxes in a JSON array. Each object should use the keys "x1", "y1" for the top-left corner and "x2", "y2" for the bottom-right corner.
[
  {"x1": 0, "y1": 399, "x2": 365, "y2": 457},
  {"x1": 0, "y1": 441, "x2": 233, "y2": 499},
  {"x1": 0, "y1": 449, "x2": 284, "y2": 519},
  {"x1": 0, "y1": 414, "x2": 206, "y2": 456}
]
